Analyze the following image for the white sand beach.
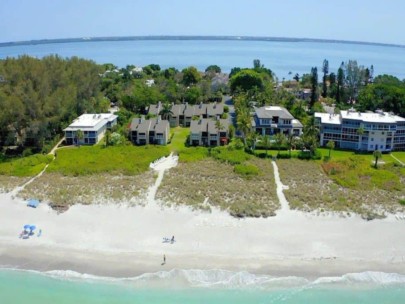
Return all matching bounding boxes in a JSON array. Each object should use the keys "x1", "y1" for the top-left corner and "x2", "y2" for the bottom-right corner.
[{"x1": 1, "y1": 155, "x2": 405, "y2": 278}]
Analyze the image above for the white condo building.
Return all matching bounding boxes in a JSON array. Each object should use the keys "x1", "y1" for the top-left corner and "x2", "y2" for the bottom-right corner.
[
  {"x1": 315, "y1": 109, "x2": 405, "y2": 152},
  {"x1": 64, "y1": 113, "x2": 118, "y2": 145}
]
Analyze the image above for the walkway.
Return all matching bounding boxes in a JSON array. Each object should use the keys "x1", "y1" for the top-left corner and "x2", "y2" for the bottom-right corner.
[
  {"x1": 390, "y1": 154, "x2": 405, "y2": 166},
  {"x1": 147, "y1": 153, "x2": 179, "y2": 206},
  {"x1": 271, "y1": 160, "x2": 290, "y2": 214},
  {"x1": 11, "y1": 137, "x2": 65, "y2": 196}
]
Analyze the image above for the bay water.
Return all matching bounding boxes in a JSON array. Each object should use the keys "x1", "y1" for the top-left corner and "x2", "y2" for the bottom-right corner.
[
  {"x1": 1, "y1": 268, "x2": 405, "y2": 303},
  {"x1": 1, "y1": 39, "x2": 405, "y2": 79}
]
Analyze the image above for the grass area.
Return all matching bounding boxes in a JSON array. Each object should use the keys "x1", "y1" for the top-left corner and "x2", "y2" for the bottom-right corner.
[
  {"x1": 392, "y1": 152, "x2": 405, "y2": 164},
  {"x1": 169, "y1": 127, "x2": 189, "y2": 152},
  {"x1": 19, "y1": 171, "x2": 154, "y2": 211},
  {"x1": 156, "y1": 158, "x2": 279, "y2": 217},
  {"x1": 277, "y1": 158, "x2": 405, "y2": 219},
  {"x1": 322, "y1": 157, "x2": 402, "y2": 191},
  {"x1": 47, "y1": 145, "x2": 170, "y2": 176},
  {"x1": 0, "y1": 154, "x2": 53, "y2": 177}
]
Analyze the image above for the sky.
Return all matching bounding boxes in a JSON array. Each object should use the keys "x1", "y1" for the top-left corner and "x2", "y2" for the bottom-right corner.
[{"x1": 0, "y1": 0, "x2": 404, "y2": 45}]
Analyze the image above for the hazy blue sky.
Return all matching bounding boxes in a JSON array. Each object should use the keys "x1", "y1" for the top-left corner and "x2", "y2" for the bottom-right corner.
[{"x1": 1, "y1": 0, "x2": 404, "y2": 45}]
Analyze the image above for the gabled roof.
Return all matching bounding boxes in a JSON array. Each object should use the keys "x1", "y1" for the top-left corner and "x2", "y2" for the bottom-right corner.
[
  {"x1": 130, "y1": 117, "x2": 169, "y2": 134},
  {"x1": 190, "y1": 118, "x2": 229, "y2": 134}
]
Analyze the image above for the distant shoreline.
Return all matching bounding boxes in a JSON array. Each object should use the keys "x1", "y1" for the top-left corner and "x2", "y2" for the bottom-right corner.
[{"x1": 0, "y1": 35, "x2": 404, "y2": 49}]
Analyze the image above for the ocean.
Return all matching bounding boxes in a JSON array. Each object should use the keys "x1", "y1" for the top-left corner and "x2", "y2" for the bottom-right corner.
[
  {"x1": 1, "y1": 268, "x2": 405, "y2": 304},
  {"x1": 1, "y1": 39, "x2": 405, "y2": 79}
]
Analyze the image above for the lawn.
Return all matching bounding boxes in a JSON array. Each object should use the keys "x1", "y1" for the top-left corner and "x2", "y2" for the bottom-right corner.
[
  {"x1": 47, "y1": 145, "x2": 170, "y2": 176},
  {"x1": 391, "y1": 152, "x2": 405, "y2": 164},
  {"x1": 169, "y1": 127, "x2": 189, "y2": 152},
  {"x1": 0, "y1": 154, "x2": 54, "y2": 177}
]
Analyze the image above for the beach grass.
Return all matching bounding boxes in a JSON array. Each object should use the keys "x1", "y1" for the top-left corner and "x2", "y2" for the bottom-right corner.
[
  {"x1": 0, "y1": 176, "x2": 29, "y2": 193},
  {"x1": 18, "y1": 171, "x2": 155, "y2": 211},
  {"x1": 277, "y1": 158, "x2": 405, "y2": 218},
  {"x1": 0, "y1": 154, "x2": 53, "y2": 177},
  {"x1": 156, "y1": 158, "x2": 279, "y2": 217},
  {"x1": 47, "y1": 145, "x2": 170, "y2": 176}
]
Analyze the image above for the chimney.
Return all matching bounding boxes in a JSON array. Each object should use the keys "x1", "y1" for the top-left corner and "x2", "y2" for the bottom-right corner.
[
  {"x1": 140, "y1": 115, "x2": 145, "y2": 123},
  {"x1": 157, "y1": 115, "x2": 161, "y2": 122}
]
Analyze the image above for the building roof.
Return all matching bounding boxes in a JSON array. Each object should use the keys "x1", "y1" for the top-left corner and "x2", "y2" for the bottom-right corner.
[
  {"x1": 148, "y1": 102, "x2": 163, "y2": 116},
  {"x1": 292, "y1": 119, "x2": 303, "y2": 128},
  {"x1": 148, "y1": 102, "x2": 224, "y2": 118},
  {"x1": 64, "y1": 113, "x2": 118, "y2": 131},
  {"x1": 314, "y1": 112, "x2": 342, "y2": 125},
  {"x1": 341, "y1": 110, "x2": 405, "y2": 123},
  {"x1": 254, "y1": 106, "x2": 294, "y2": 120},
  {"x1": 190, "y1": 118, "x2": 229, "y2": 134},
  {"x1": 130, "y1": 117, "x2": 169, "y2": 134},
  {"x1": 315, "y1": 110, "x2": 405, "y2": 125}
]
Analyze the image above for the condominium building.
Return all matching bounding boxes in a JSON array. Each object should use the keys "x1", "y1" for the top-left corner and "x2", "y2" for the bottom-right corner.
[
  {"x1": 148, "y1": 102, "x2": 224, "y2": 127},
  {"x1": 315, "y1": 109, "x2": 405, "y2": 152},
  {"x1": 129, "y1": 116, "x2": 170, "y2": 145},
  {"x1": 64, "y1": 113, "x2": 118, "y2": 145},
  {"x1": 189, "y1": 118, "x2": 230, "y2": 146},
  {"x1": 252, "y1": 106, "x2": 303, "y2": 136}
]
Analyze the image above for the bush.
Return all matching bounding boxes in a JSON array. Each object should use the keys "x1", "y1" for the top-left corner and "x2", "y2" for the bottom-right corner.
[
  {"x1": 323, "y1": 156, "x2": 330, "y2": 162},
  {"x1": 277, "y1": 153, "x2": 291, "y2": 159},
  {"x1": 234, "y1": 164, "x2": 260, "y2": 177},
  {"x1": 22, "y1": 148, "x2": 34, "y2": 157},
  {"x1": 224, "y1": 105, "x2": 229, "y2": 113},
  {"x1": 399, "y1": 199, "x2": 405, "y2": 206},
  {"x1": 211, "y1": 146, "x2": 250, "y2": 165},
  {"x1": 297, "y1": 150, "x2": 322, "y2": 160}
]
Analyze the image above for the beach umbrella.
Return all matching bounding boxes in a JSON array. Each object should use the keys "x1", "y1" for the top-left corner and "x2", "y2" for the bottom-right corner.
[
  {"x1": 29, "y1": 225, "x2": 36, "y2": 231},
  {"x1": 23, "y1": 224, "x2": 30, "y2": 230}
]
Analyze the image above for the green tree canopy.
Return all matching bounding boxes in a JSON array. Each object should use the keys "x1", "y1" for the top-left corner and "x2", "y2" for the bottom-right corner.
[
  {"x1": 182, "y1": 66, "x2": 201, "y2": 86},
  {"x1": 230, "y1": 69, "x2": 264, "y2": 93}
]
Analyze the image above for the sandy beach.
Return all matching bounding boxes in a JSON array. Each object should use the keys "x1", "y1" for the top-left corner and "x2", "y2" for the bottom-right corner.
[{"x1": 1, "y1": 155, "x2": 405, "y2": 279}]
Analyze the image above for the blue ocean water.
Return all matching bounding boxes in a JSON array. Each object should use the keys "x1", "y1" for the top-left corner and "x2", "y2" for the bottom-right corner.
[
  {"x1": 1, "y1": 268, "x2": 405, "y2": 304},
  {"x1": 1, "y1": 40, "x2": 405, "y2": 79}
]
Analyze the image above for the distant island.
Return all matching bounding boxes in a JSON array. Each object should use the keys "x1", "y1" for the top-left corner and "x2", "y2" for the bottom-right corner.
[{"x1": 1, "y1": 35, "x2": 404, "y2": 49}]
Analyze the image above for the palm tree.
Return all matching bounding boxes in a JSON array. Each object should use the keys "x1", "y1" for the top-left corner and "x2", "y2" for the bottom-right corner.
[
  {"x1": 373, "y1": 150, "x2": 382, "y2": 169},
  {"x1": 236, "y1": 109, "x2": 252, "y2": 147},
  {"x1": 159, "y1": 102, "x2": 173, "y2": 120},
  {"x1": 326, "y1": 140, "x2": 335, "y2": 158},
  {"x1": 274, "y1": 133, "x2": 286, "y2": 156},
  {"x1": 75, "y1": 129, "x2": 84, "y2": 146},
  {"x1": 286, "y1": 133, "x2": 296, "y2": 157},
  {"x1": 261, "y1": 134, "x2": 271, "y2": 158},
  {"x1": 357, "y1": 126, "x2": 365, "y2": 151}
]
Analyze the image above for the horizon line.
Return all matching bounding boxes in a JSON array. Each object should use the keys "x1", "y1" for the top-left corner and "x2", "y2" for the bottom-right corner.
[{"x1": 0, "y1": 35, "x2": 404, "y2": 49}]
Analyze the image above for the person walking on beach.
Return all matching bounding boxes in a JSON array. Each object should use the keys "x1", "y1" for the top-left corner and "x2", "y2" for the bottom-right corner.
[{"x1": 162, "y1": 254, "x2": 166, "y2": 265}]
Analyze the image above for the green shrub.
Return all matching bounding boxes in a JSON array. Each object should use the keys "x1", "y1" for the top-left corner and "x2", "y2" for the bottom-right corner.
[
  {"x1": 277, "y1": 153, "x2": 291, "y2": 159},
  {"x1": 234, "y1": 164, "x2": 260, "y2": 177},
  {"x1": 399, "y1": 199, "x2": 405, "y2": 206},
  {"x1": 297, "y1": 150, "x2": 322, "y2": 160},
  {"x1": 211, "y1": 146, "x2": 250, "y2": 165}
]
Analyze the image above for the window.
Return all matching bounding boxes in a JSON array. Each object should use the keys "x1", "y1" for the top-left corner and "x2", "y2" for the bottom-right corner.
[{"x1": 371, "y1": 138, "x2": 374, "y2": 141}]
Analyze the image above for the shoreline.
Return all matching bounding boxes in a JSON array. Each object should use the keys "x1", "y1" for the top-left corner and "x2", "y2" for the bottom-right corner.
[
  {"x1": 1, "y1": 243, "x2": 405, "y2": 280},
  {"x1": 2, "y1": 190, "x2": 405, "y2": 280}
]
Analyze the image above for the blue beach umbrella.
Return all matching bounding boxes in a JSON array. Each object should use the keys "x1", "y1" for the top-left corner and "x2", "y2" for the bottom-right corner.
[
  {"x1": 23, "y1": 224, "x2": 30, "y2": 230},
  {"x1": 29, "y1": 225, "x2": 36, "y2": 231}
]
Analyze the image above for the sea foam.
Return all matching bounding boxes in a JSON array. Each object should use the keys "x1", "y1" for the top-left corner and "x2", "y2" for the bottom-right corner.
[{"x1": 2, "y1": 267, "x2": 405, "y2": 289}]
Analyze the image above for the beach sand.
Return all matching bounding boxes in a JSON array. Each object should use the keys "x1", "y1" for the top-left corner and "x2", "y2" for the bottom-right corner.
[{"x1": 1, "y1": 155, "x2": 405, "y2": 278}]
